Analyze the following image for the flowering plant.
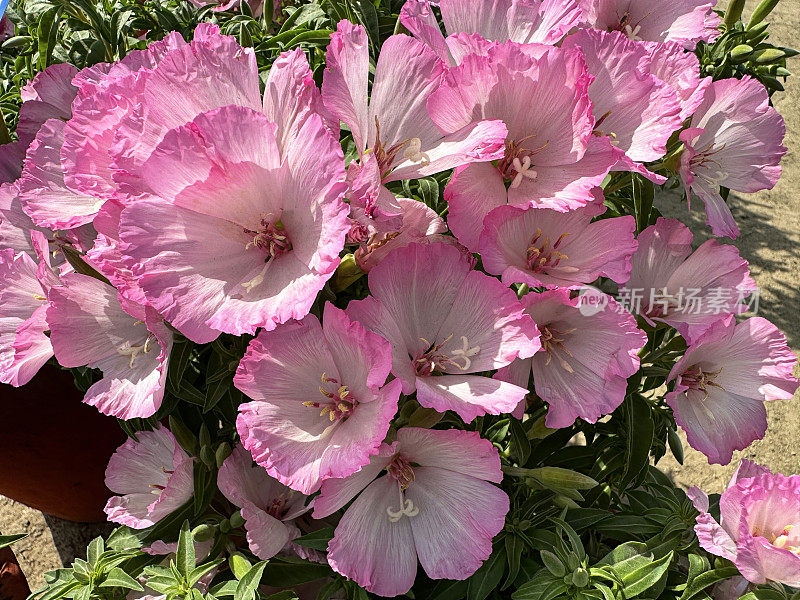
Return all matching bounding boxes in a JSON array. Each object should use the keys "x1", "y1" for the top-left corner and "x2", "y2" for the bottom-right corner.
[{"x1": 0, "y1": 0, "x2": 798, "y2": 599}]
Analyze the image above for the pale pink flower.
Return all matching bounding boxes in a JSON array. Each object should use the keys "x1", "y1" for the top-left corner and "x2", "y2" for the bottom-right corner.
[
  {"x1": 679, "y1": 77, "x2": 786, "y2": 239},
  {"x1": 497, "y1": 289, "x2": 645, "y2": 427},
  {"x1": 59, "y1": 32, "x2": 189, "y2": 205},
  {"x1": 478, "y1": 193, "x2": 637, "y2": 288},
  {"x1": 322, "y1": 20, "x2": 507, "y2": 215},
  {"x1": 623, "y1": 218, "x2": 757, "y2": 344},
  {"x1": 46, "y1": 272, "x2": 173, "y2": 420},
  {"x1": 313, "y1": 428, "x2": 509, "y2": 597},
  {"x1": 234, "y1": 303, "x2": 401, "y2": 495},
  {"x1": 354, "y1": 198, "x2": 447, "y2": 272},
  {"x1": 17, "y1": 63, "x2": 78, "y2": 147},
  {"x1": 428, "y1": 41, "x2": 617, "y2": 249},
  {"x1": 578, "y1": 0, "x2": 721, "y2": 49},
  {"x1": 346, "y1": 242, "x2": 541, "y2": 422},
  {"x1": 0, "y1": 231, "x2": 55, "y2": 387},
  {"x1": 117, "y1": 104, "x2": 349, "y2": 343},
  {"x1": 562, "y1": 29, "x2": 682, "y2": 183},
  {"x1": 666, "y1": 317, "x2": 798, "y2": 465},
  {"x1": 640, "y1": 40, "x2": 711, "y2": 122},
  {"x1": 111, "y1": 25, "x2": 263, "y2": 200},
  {"x1": 688, "y1": 460, "x2": 800, "y2": 588},
  {"x1": 104, "y1": 426, "x2": 194, "y2": 529},
  {"x1": 218, "y1": 445, "x2": 311, "y2": 559},
  {"x1": 399, "y1": 0, "x2": 583, "y2": 63}
]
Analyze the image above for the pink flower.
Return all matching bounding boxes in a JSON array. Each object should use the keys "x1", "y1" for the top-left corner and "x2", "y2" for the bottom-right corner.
[
  {"x1": 346, "y1": 242, "x2": 541, "y2": 422},
  {"x1": 187, "y1": 0, "x2": 239, "y2": 11},
  {"x1": 46, "y1": 272, "x2": 173, "y2": 420},
  {"x1": 688, "y1": 460, "x2": 800, "y2": 588},
  {"x1": 117, "y1": 104, "x2": 349, "y2": 343},
  {"x1": 111, "y1": 25, "x2": 263, "y2": 200},
  {"x1": 0, "y1": 232, "x2": 55, "y2": 387},
  {"x1": 104, "y1": 426, "x2": 194, "y2": 529},
  {"x1": 578, "y1": 0, "x2": 721, "y2": 49},
  {"x1": 428, "y1": 42, "x2": 617, "y2": 249},
  {"x1": 313, "y1": 427, "x2": 509, "y2": 597},
  {"x1": 561, "y1": 29, "x2": 682, "y2": 182},
  {"x1": 218, "y1": 445, "x2": 311, "y2": 559},
  {"x1": 478, "y1": 193, "x2": 637, "y2": 288},
  {"x1": 622, "y1": 218, "x2": 757, "y2": 344},
  {"x1": 497, "y1": 289, "x2": 646, "y2": 427},
  {"x1": 679, "y1": 77, "x2": 786, "y2": 239},
  {"x1": 322, "y1": 20, "x2": 507, "y2": 211},
  {"x1": 666, "y1": 317, "x2": 798, "y2": 465},
  {"x1": 17, "y1": 63, "x2": 78, "y2": 147},
  {"x1": 354, "y1": 198, "x2": 448, "y2": 272},
  {"x1": 640, "y1": 40, "x2": 710, "y2": 122},
  {"x1": 234, "y1": 303, "x2": 401, "y2": 495},
  {"x1": 399, "y1": 0, "x2": 583, "y2": 63}
]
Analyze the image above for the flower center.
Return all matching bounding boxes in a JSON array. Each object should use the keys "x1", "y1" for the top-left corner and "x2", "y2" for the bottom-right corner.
[
  {"x1": 413, "y1": 334, "x2": 480, "y2": 376},
  {"x1": 149, "y1": 467, "x2": 174, "y2": 495},
  {"x1": 385, "y1": 454, "x2": 420, "y2": 522},
  {"x1": 497, "y1": 137, "x2": 549, "y2": 189},
  {"x1": 682, "y1": 364, "x2": 724, "y2": 399},
  {"x1": 612, "y1": 11, "x2": 645, "y2": 41},
  {"x1": 540, "y1": 324, "x2": 576, "y2": 373},
  {"x1": 525, "y1": 228, "x2": 570, "y2": 273},
  {"x1": 302, "y1": 373, "x2": 358, "y2": 422},
  {"x1": 368, "y1": 117, "x2": 428, "y2": 178},
  {"x1": 245, "y1": 217, "x2": 292, "y2": 260},
  {"x1": 117, "y1": 334, "x2": 156, "y2": 368},
  {"x1": 592, "y1": 110, "x2": 619, "y2": 144},
  {"x1": 689, "y1": 142, "x2": 729, "y2": 183},
  {"x1": 771, "y1": 525, "x2": 800, "y2": 554},
  {"x1": 266, "y1": 494, "x2": 290, "y2": 519}
]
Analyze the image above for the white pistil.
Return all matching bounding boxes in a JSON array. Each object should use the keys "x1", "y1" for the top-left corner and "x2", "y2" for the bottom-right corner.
[
  {"x1": 450, "y1": 336, "x2": 480, "y2": 371},
  {"x1": 117, "y1": 336, "x2": 155, "y2": 368},
  {"x1": 403, "y1": 138, "x2": 431, "y2": 166},
  {"x1": 387, "y1": 498, "x2": 419, "y2": 523},
  {"x1": 624, "y1": 24, "x2": 642, "y2": 41},
  {"x1": 510, "y1": 156, "x2": 538, "y2": 189},
  {"x1": 241, "y1": 264, "x2": 269, "y2": 293}
]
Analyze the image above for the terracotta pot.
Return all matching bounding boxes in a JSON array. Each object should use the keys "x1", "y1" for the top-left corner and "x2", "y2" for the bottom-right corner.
[
  {"x1": 0, "y1": 365, "x2": 126, "y2": 522},
  {"x1": 0, "y1": 547, "x2": 30, "y2": 600}
]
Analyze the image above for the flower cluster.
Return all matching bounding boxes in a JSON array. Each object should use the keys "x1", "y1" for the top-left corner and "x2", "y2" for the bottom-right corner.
[{"x1": 0, "y1": 0, "x2": 797, "y2": 596}]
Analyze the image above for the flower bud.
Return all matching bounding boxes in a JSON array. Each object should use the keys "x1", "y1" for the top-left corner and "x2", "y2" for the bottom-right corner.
[
  {"x1": 724, "y1": 0, "x2": 746, "y2": 29},
  {"x1": 748, "y1": 0, "x2": 779, "y2": 28},
  {"x1": 230, "y1": 510, "x2": 245, "y2": 529},
  {"x1": 571, "y1": 568, "x2": 589, "y2": 588},
  {"x1": 215, "y1": 442, "x2": 232, "y2": 468},
  {"x1": 730, "y1": 44, "x2": 754, "y2": 62},
  {"x1": 192, "y1": 524, "x2": 216, "y2": 542},
  {"x1": 753, "y1": 48, "x2": 787, "y2": 64}
]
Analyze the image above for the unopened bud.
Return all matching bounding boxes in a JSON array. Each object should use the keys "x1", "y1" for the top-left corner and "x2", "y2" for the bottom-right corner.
[
  {"x1": 753, "y1": 48, "x2": 787, "y2": 64},
  {"x1": 724, "y1": 0, "x2": 745, "y2": 29},
  {"x1": 730, "y1": 44, "x2": 754, "y2": 62},
  {"x1": 748, "y1": 0, "x2": 779, "y2": 28},
  {"x1": 230, "y1": 510, "x2": 245, "y2": 529},
  {"x1": 215, "y1": 442, "x2": 232, "y2": 468},
  {"x1": 541, "y1": 550, "x2": 566, "y2": 578},
  {"x1": 572, "y1": 568, "x2": 589, "y2": 588},
  {"x1": 192, "y1": 524, "x2": 215, "y2": 542}
]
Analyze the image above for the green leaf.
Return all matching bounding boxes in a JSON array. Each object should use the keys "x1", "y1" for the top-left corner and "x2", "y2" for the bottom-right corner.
[
  {"x1": 513, "y1": 570, "x2": 569, "y2": 600},
  {"x1": 73, "y1": 584, "x2": 92, "y2": 600},
  {"x1": 98, "y1": 567, "x2": 144, "y2": 591},
  {"x1": 0, "y1": 533, "x2": 26, "y2": 550},
  {"x1": 620, "y1": 551, "x2": 673, "y2": 597},
  {"x1": 679, "y1": 567, "x2": 741, "y2": 600},
  {"x1": 86, "y1": 537, "x2": 104, "y2": 568},
  {"x1": 37, "y1": 6, "x2": 60, "y2": 70},
  {"x1": 510, "y1": 417, "x2": 532, "y2": 465},
  {"x1": 188, "y1": 560, "x2": 226, "y2": 587},
  {"x1": 597, "y1": 541, "x2": 653, "y2": 574},
  {"x1": 426, "y1": 579, "x2": 469, "y2": 600},
  {"x1": 467, "y1": 548, "x2": 506, "y2": 600},
  {"x1": 176, "y1": 521, "x2": 195, "y2": 578},
  {"x1": 632, "y1": 174, "x2": 655, "y2": 233},
  {"x1": 260, "y1": 558, "x2": 330, "y2": 587},
  {"x1": 229, "y1": 553, "x2": 253, "y2": 580},
  {"x1": 292, "y1": 527, "x2": 335, "y2": 551},
  {"x1": 234, "y1": 561, "x2": 268, "y2": 600},
  {"x1": 263, "y1": 592, "x2": 300, "y2": 600},
  {"x1": 209, "y1": 580, "x2": 239, "y2": 598},
  {"x1": 621, "y1": 395, "x2": 654, "y2": 488}
]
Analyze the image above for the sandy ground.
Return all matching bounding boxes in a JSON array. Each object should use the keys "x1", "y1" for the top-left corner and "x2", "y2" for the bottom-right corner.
[{"x1": 0, "y1": 0, "x2": 798, "y2": 590}]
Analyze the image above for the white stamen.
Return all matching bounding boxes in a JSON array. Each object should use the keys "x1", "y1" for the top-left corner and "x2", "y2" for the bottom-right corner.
[
  {"x1": 510, "y1": 156, "x2": 538, "y2": 189},
  {"x1": 403, "y1": 138, "x2": 431, "y2": 166},
  {"x1": 386, "y1": 498, "x2": 419, "y2": 522},
  {"x1": 450, "y1": 336, "x2": 480, "y2": 371}
]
